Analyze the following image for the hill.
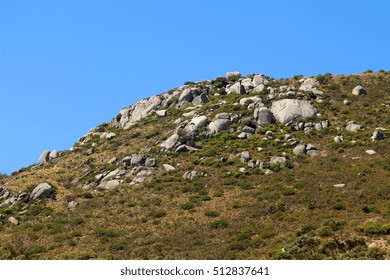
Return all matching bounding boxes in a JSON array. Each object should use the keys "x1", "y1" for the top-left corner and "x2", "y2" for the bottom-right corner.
[{"x1": 0, "y1": 70, "x2": 389, "y2": 260}]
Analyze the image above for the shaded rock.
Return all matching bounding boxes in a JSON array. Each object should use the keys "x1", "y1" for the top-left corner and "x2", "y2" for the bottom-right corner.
[
  {"x1": 228, "y1": 82, "x2": 246, "y2": 94},
  {"x1": 18, "y1": 193, "x2": 30, "y2": 203},
  {"x1": 248, "y1": 160, "x2": 256, "y2": 168},
  {"x1": 371, "y1": 130, "x2": 386, "y2": 141},
  {"x1": 237, "y1": 132, "x2": 250, "y2": 139},
  {"x1": 122, "y1": 156, "x2": 132, "y2": 166},
  {"x1": 162, "y1": 164, "x2": 175, "y2": 171},
  {"x1": 293, "y1": 144, "x2": 307, "y2": 155},
  {"x1": 31, "y1": 183, "x2": 53, "y2": 200},
  {"x1": 192, "y1": 93, "x2": 210, "y2": 106},
  {"x1": 254, "y1": 107, "x2": 275, "y2": 126},
  {"x1": 209, "y1": 119, "x2": 232, "y2": 133},
  {"x1": 175, "y1": 145, "x2": 189, "y2": 153},
  {"x1": 352, "y1": 85, "x2": 366, "y2": 96},
  {"x1": 241, "y1": 151, "x2": 250, "y2": 163},
  {"x1": 131, "y1": 154, "x2": 146, "y2": 166},
  {"x1": 242, "y1": 126, "x2": 255, "y2": 134},
  {"x1": 271, "y1": 99, "x2": 317, "y2": 124},
  {"x1": 39, "y1": 150, "x2": 50, "y2": 164}
]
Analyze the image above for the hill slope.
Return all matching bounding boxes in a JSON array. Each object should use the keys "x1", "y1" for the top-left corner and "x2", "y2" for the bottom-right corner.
[{"x1": 0, "y1": 71, "x2": 389, "y2": 260}]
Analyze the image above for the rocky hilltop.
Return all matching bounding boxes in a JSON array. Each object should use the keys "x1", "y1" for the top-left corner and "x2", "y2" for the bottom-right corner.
[{"x1": 0, "y1": 71, "x2": 389, "y2": 260}]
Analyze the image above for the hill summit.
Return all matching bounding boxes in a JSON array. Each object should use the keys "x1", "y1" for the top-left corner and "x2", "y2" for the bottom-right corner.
[{"x1": 0, "y1": 71, "x2": 389, "y2": 260}]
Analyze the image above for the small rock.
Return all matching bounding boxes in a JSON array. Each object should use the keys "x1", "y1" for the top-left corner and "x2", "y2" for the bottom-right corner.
[
  {"x1": 334, "y1": 135, "x2": 344, "y2": 143},
  {"x1": 160, "y1": 134, "x2": 180, "y2": 150},
  {"x1": 131, "y1": 154, "x2": 146, "y2": 166},
  {"x1": 155, "y1": 110, "x2": 167, "y2": 117},
  {"x1": 239, "y1": 167, "x2": 246, "y2": 173},
  {"x1": 333, "y1": 184, "x2": 345, "y2": 188},
  {"x1": 8, "y1": 217, "x2": 19, "y2": 225},
  {"x1": 122, "y1": 156, "x2": 132, "y2": 166},
  {"x1": 371, "y1": 130, "x2": 386, "y2": 141},
  {"x1": 144, "y1": 158, "x2": 156, "y2": 167},
  {"x1": 248, "y1": 160, "x2": 256, "y2": 168},
  {"x1": 346, "y1": 123, "x2": 361, "y2": 132},
  {"x1": 270, "y1": 156, "x2": 286, "y2": 166},
  {"x1": 107, "y1": 157, "x2": 117, "y2": 164},
  {"x1": 293, "y1": 145, "x2": 307, "y2": 155},
  {"x1": 49, "y1": 150, "x2": 58, "y2": 159},
  {"x1": 352, "y1": 85, "x2": 366, "y2": 96},
  {"x1": 97, "y1": 180, "x2": 120, "y2": 191},
  {"x1": 17, "y1": 193, "x2": 30, "y2": 203},
  {"x1": 241, "y1": 151, "x2": 251, "y2": 163},
  {"x1": 365, "y1": 150, "x2": 376, "y2": 155},
  {"x1": 162, "y1": 164, "x2": 175, "y2": 171},
  {"x1": 368, "y1": 242, "x2": 378, "y2": 248},
  {"x1": 68, "y1": 201, "x2": 78, "y2": 209}
]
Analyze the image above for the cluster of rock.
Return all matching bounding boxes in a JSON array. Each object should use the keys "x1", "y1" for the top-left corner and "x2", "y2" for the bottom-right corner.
[{"x1": 0, "y1": 183, "x2": 53, "y2": 225}]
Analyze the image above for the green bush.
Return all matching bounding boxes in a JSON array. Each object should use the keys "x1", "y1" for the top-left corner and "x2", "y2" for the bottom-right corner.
[{"x1": 209, "y1": 218, "x2": 229, "y2": 229}]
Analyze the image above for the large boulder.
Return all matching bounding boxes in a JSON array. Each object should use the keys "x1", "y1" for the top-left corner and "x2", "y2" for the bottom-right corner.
[
  {"x1": 254, "y1": 107, "x2": 275, "y2": 127},
  {"x1": 39, "y1": 150, "x2": 50, "y2": 164},
  {"x1": 352, "y1": 85, "x2": 366, "y2": 96},
  {"x1": 208, "y1": 119, "x2": 232, "y2": 133},
  {"x1": 227, "y1": 82, "x2": 246, "y2": 94},
  {"x1": 271, "y1": 99, "x2": 317, "y2": 124},
  {"x1": 226, "y1": 71, "x2": 241, "y2": 80},
  {"x1": 116, "y1": 95, "x2": 162, "y2": 129},
  {"x1": 192, "y1": 93, "x2": 210, "y2": 106},
  {"x1": 97, "y1": 180, "x2": 120, "y2": 191},
  {"x1": 31, "y1": 183, "x2": 53, "y2": 200},
  {"x1": 131, "y1": 154, "x2": 147, "y2": 166}
]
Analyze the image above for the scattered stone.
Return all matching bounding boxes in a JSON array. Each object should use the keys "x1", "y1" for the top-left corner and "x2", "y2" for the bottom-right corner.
[
  {"x1": 334, "y1": 135, "x2": 344, "y2": 143},
  {"x1": 31, "y1": 183, "x2": 53, "y2": 200},
  {"x1": 183, "y1": 171, "x2": 197, "y2": 180},
  {"x1": 248, "y1": 160, "x2": 256, "y2": 168},
  {"x1": 17, "y1": 193, "x2": 30, "y2": 203},
  {"x1": 97, "y1": 180, "x2": 120, "y2": 191},
  {"x1": 343, "y1": 99, "x2": 351, "y2": 105},
  {"x1": 333, "y1": 184, "x2": 345, "y2": 188},
  {"x1": 192, "y1": 93, "x2": 210, "y2": 106},
  {"x1": 241, "y1": 151, "x2": 250, "y2": 163},
  {"x1": 239, "y1": 167, "x2": 246, "y2": 173},
  {"x1": 175, "y1": 145, "x2": 189, "y2": 153},
  {"x1": 352, "y1": 85, "x2": 366, "y2": 96},
  {"x1": 228, "y1": 81, "x2": 246, "y2": 94},
  {"x1": 122, "y1": 156, "x2": 132, "y2": 166},
  {"x1": 160, "y1": 134, "x2": 180, "y2": 150},
  {"x1": 163, "y1": 164, "x2": 175, "y2": 171},
  {"x1": 131, "y1": 169, "x2": 153, "y2": 185},
  {"x1": 39, "y1": 150, "x2": 50, "y2": 164},
  {"x1": 293, "y1": 144, "x2": 307, "y2": 155},
  {"x1": 8, "y1": 217, "x2": 19, "y2": 225},
  {"x1": 307, "y1": 150, "x2": 320, "y2": 157},
  {"x1": 155, "y1": 110, "x2": 167, "y2": 117},
  {"x1": 68, "y1": 201, "x2": 78, "y2": 209},
  {"x1": 209, "y1": 119, "x2": 232, "y2": 133},
  {"x1": 365, "y1": 150, "x2": 376, "y2": 155},
  {"x1": 346, "y1": 122, "x2": 361, "y2": 132},
  {"x1": 107, "y1": 157, "x2": 117, "y2": 164},
  {"x1": 237, "y1": 132, "x2": 250, "y2": 139},
  {"x1": 270, "y1": 156, "x2": 286, "y2": 166},
  {"x1": 144, "y1": 158, "x2": 156, "y2": 167},
  {"x1": 131, "y1": 154, "x2": 146, "y2": 166}
]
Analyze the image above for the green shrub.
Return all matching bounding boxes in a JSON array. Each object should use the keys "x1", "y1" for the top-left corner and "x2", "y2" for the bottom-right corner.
[
  {"x1": 181, "y1": 202, "x2": 195, "y2": 210},
  {"x1": 209, "y1": 218, "x2": 229, "y2": 229},
  {"x1": 204, "y1": 210, "x2": 220, "y2": 217}
]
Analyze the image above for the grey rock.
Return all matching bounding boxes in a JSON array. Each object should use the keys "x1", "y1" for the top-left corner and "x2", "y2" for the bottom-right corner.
[
  {"x1": 18, "y1": 193, "x2": 30, "y2": 203},
  {"x1": 107, "y1": 157, "x2": 117, "y2": 164},
  {"x1": 315, "y1": 123, "x2": 323, "y2": 131},
  {"x1": 8, "y1": 217, "x2": 19, "y2": 225},
  {"x1": 321, "y1": 120, "x2": 329, "y2": 128},
  {"x1": 131, "y1": 169, "x2": 154, "y2": 185},
  {"x1": 293, "y1": 144, "x2": 307, "y2": 155},
  {"x1": 131, "y1": 154, "x2": 146, "y2": 166},
  {"x1": 346, "y1": 123, "x2": 361, "y2": 132},
  {"x1": 252, "y1": 84, "x2": 265, "y2": 92},
  {"x1": 122, "y1": 156, "x2": 132, "y2": 166},
  {"x1": 228, "y1": 82, "x2": 246, "y2": 94},
  {"x1": 239, "y1": 96, "x2": 262, "y2": 105},
  {"x1": 271, "y1": 99, "x2": 317, "y2": 124},
  {"x1": 49, "y1": 150, "x2": 58, "y2": 159},
  {"x1": 241, "y1": 151, "x2": 251, "y2": 163},
  {"x1": 39, "y1": 150, "x2": 50, "y2": 164},
  {"x1": 254, "y1": 107, "x2": 275, "y2": 126},
  {"x1": 306, "y1": 144, "x2": 317, "y2": 151},
  {"x1": 352, "y1": 85, "x2": 366, "y2": 96},
  {"x1": 208, "y1": 119, "x2": 232, "y2": 133},
  {"x1": 160, "y1": 134, "x2": 180, "y2": 149},
  {"x1": 144, "y1": 158, "x2": 156, "y2": 167},
  {"x1": 270, "y1": 156, "x2": 286, "y2": 166},
  {"x1": 252, "y1": 74, "x2": 268, "y2": 86},
  {"x1": 371, "y1": 130, "x2": 386, "y2": 141},
  {"x1": 183, "y1": 170, "x2": 197, "y2": 180},
  {"x1": 162, "y1": 164, "x2": 175, "y2": 171},
  {"x1": 155, "y1": 110, "x2": 167, "y2": 117},
  {"x1": 334, "y1": 135, "x2": 344, "y2": 143},
  {"x1": 215, "y1": 113, "x2": 231, "y2": 119},
  {"x1": 175, "y1": 145, "x2": 189, "y2": 153},
  {"x1": 237, "y1": 132, "x2": 251, "y2": 139},
  {"x1": 97, "y1": 180, "x2": 120, "y2": 191},
  {"x1": 248, "y1": 160, "x2": 256, "y2": 168},
  {"x1": 239, "y1": 167, "x2": 246, "y2": 173},
  {"x1": 192, "y1": 93, "x2": 210, "y2": 106},
  {"x1": 365, "y1": 150, "x2": 376, "y2": 155},
  {"x1": 307, "y1": 150, "x2": 320, "y2": 157},
  {"x1": 31, "y1": 183, "x2": 53, "y2": 200},
  {"x1": 242, "y1": 126, "x2": 255, "y2": 134}
]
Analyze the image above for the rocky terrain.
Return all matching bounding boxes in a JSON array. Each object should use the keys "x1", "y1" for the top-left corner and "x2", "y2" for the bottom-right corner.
[{"x1": 0, "y1": 70, "x2": 389, "y2": 259}]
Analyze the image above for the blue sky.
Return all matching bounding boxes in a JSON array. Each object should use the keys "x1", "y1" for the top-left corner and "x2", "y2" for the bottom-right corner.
[{"x1": 1, "y1": 0, "x2": 389, "y2": 174}]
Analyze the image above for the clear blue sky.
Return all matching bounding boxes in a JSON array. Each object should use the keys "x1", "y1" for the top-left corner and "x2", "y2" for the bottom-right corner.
[{"x1": 1, "y1": 0, "x2": 389, "y2": 174}]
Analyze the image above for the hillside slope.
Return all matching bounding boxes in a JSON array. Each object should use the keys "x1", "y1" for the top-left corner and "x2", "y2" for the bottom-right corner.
[{"x1": 0, "y1": 71, "x2": 389, "y2": 260}]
